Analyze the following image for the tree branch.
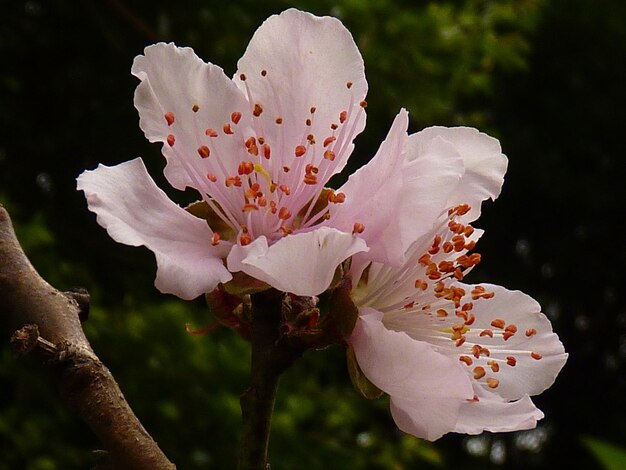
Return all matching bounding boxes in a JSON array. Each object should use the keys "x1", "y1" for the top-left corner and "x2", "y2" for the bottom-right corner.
[{"x1": 0, "y1": 205, "x2": 175, "y2": 470}]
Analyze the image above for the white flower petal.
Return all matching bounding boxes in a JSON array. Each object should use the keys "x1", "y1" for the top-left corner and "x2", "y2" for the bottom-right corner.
[
  {"x1": 411, "y1": 127, "x2": 508, "y2": 221},
  {"x1": 234, "y1": 9, "x2": 367, "y2": 175},
  {"x1": 132, "y1": 43, "x2": 251, "y2": 190},
  {"x1": 228, "y1": 227, "x2": 368, "y2": 296},
  {"x1": 351, "y1": 309, "x2": 474, "y2": 441},
  {"x1": 330, "y1": 109, "x2": 409, "y2": 265},
  {"x1": 77, "y1": 158, "x2": 232, "y2": 299},
  {"x1": 454, "y1": 389, "x2": 544, "y2": 435}
]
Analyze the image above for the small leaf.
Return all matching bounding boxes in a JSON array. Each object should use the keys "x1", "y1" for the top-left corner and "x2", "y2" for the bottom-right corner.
[
  {"x1": 581, "y1": 436, "x2": 626, "y2": 470},
  {"x1": 346, "y1": 345, "x2": 384, "y2": 400}
]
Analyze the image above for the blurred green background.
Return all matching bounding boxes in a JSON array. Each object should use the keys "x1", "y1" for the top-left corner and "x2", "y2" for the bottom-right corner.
[{"x1": 1, "y1": 0, "x2": 625, "y2": 468}]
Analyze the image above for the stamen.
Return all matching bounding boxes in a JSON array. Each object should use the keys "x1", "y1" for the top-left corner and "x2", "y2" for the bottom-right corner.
[
  {"x1": 164, "y1": 112, "x2": 175, "y2": 126},
  {"x1": 506, "y1": 356, "x2": 517, "y2": 366},
  {"x1": 231, "y1": 112, "x2": 242, "y2": 124},
  {"x1": 473, "y1": 366, "x2": 486, "y2": 379},
  {"x1": 295, "y1": 145, "x2": 306, "y2": 157},
  {"x1": 167, "y1": 134, "x2": 175, "y2": 147},
  {"x1": 253, "y1": 104, "x2": 263, "y2": 117},
  {"x1": 197, "y1": 146, "x2": 210, "y2": 158},
  {"x1": 352, "y1": 223, "x2": 365, "y2": 234}
]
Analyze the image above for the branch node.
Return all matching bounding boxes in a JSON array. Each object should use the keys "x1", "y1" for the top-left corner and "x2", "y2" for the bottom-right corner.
[
  {"x1": 10, "y1": 324, "x2": 59, "y2": 357},
  {"x1": 64, "y1": 287, "x2": 91, "y2": 322}
]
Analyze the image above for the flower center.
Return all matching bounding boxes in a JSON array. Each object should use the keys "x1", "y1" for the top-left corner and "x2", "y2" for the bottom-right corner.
[{"x1": 162, "y1": 72, "x2": 366, "y2": 247}]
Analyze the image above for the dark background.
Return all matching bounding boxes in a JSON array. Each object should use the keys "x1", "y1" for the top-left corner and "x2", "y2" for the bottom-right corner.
[{"x1": 1, "y1": 0, "x2": 625, "y2": 468}]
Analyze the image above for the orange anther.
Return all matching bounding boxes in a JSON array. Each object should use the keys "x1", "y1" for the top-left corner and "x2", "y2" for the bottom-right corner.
[
  {"x1": 459, "y1": 355, "x2": 473, "y2": 366},
  {"x1": 225, "y1": 176, "x2": 242, "y2": 187},
  {"x1": 205, "y1": 128, "x2": 218, "y2": 137},
  {"x1": 197, "y1": 146, "x2": 210, "y2": 158},
  {"x1": 323, "y1": 136, "x2": 336, "y2": 147},
  {"x1": 164, "y1": 112, "x2": 175, "y2": 126},
  {"x1": 242, "y1": 203, "x2": 258, "y2": 212},
  {"x1": 456, "y1": 337, "x2": 466, "y2": 347},
  {"x1": 506, "y1": 356, "x2": 517, "y2": 366},
  {"x1": 339, "y1": 110, "x2": 347, "y2": 123},
  {"x1": 464, "y1": 313, "x2": 475, "y2": 326},
  {"x1": 480, "y1": 329, "x2": 494, "y2": 338},
  {"x1": 279, "y1": 184, "x2": 290, "y2": 195},
  {"x1": 531, "y1": 352, "x2": 543, "y2": 360},
  {"x1": 278, "y1": 207, "x2": 291, "y2": 220},
  {"x1": 324, "y1": 150, "x2": 336, "y2": 161},
  {"x1": 258, "y1": 197, "x2": 267, "y2": 207},
  {"x1": 192, "y1": 104, "x2": 199, "y2": 112},
  {"x1": 526, "y1": 328, "x2": 537, "y2": 337},
  {"x1": 360, "y1": 100, "x2": 368, "y2": 108},
  {"x1": 486, "y1": 378, "x2": 499, "y2": 389},
  {"x1": 295, "y1": 145, "x2": 306, "y2": 157},
  {"x1": 473, "y1": 366, "x2": 486, "y2": 379},
  {"x1": 223, "y1": 123, "x2": 234, "y2": 135},
  {"x1": 231, "y1": 111, "x2": 242, "y2": 124},
  {"x1": 239, "y1": 232, "x2": 251, "y2": 246},
  {"x1": 436, "y1": 309, "x2": 448, "y2": 317},
  {"x1": 211, "y1": 233, "x2": 220, "y2": 246},
  {"x1": 263, "y1": 144, "x2": 271, "y2": 159},
  {"x1": 305, "y1": 118, "x2": 312, "y2": 126},
  {"x1": 253, "y1": 103, "x2": 263, "y2": 117},
  {"x1": 352, "y1": 223, "x2": 365, "y2": 234},
  {"x1": 404, "y1": 301, "x2": 415, "y2": 309},
  {"x1": 487, "y1": 360, "x2": 500, "y2": 373},
  {"x1": 304, "y1": 174, "x2": 317, "y2": 185},
  {"x1": 275, "y1": 117, "x2": 283, "y2": 124},
  {"x1": 414, "y1": 279, "x2": 428, "y2": 290},
  {"x1": 491, "y1": 319, "x2": 506, "y2": 329},
  {"x1": 238, "y1": 161, "x2": 254, "y2": 175},
  {"x1": 167, "y1": 134, "x2": 175, "y2": 146},
  {"x1": 346, "y1": 81, "x2": 353, "y2": 89},
  {"x1": 464, "y1": 226, "x2": 475, "y2": 237},
  {"x1": 207, "y1": 173, "x2": 217, "y2": 183},
  {"x1": 418, "y1": 254, "x2": 431, "y2": 266}
]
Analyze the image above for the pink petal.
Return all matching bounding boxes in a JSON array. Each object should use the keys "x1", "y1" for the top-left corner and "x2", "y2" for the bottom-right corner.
[
  {"x1": 351, "y1": 309, "x2": 474, "y2": 441},
  {"x1": 454, "y1": 389, "x2": 544, "y2": 435},
  {"x1": 397, "y1": 133, "x2": 465, "y2": 252},
  {"x1": 132, "y1": 43, "x2": 251, "y2": 190},
  {"x1": 410, "y1": 127, "x2": 508, "y2": 221},
  {"x1": 234, "y1": 9, "x2": 367, "y2": 175},
  {"x1": 329, "y1": 110, "x2": 409, "y2": 265},
  {"x1": 227, "y1": 227, "x2": 368, "y2": 296},
  {"x1": 77, "y1": 158, "x2": 232, "y2": 300},
  {"x1": 456, "y1": 283, "x2": 568, "y2": 401}
]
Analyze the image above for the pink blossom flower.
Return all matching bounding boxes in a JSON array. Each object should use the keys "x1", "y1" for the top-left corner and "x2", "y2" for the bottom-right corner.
[
  {"x1": 348, "y1": 128, "x2": 568, "y2": 440},
  {"x1": 77, "y1": 9, "x2": 424, "y2": 299}
]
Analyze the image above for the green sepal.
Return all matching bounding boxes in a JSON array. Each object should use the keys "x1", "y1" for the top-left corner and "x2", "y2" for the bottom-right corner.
[
  {"x1": 346, "y1": 345, "x2": 384, "y2": 400},
  {"x1": 185, "y1": 200, "x2": 234, "y2": 240}
]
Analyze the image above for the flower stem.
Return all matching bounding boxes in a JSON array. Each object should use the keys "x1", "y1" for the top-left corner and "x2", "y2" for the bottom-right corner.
[{"x1": 237, "y1": 290, "x2": 301, "y2": 470}]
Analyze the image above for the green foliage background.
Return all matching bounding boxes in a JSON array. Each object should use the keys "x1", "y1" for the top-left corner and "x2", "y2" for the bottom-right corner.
[{"x1": 1, "y1": 0, "x2": 625, "y2": 468}]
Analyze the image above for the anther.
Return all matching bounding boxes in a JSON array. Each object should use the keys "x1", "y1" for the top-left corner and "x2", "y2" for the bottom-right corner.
[
  {"x1": 261, "y1": 70, "x2": 267, "y2": 76},
  {"x1": 231, "y1": 112, "x2": 242, "y2": 124},
  {"x1": 346, "y1": 81, "x2": 353, "y2": 89},
  {"x1": 456, "y1": 337, "x2": 466, "y2": 347},
  {"x1": 279, "y1": 184, "x2": 290, "y2": 195},
  {"x1": 353, "y1": 223, "x2": 365, "y2": 234},
  {"x1": 323, "y1": 136, "x2": 336, "y2": 147},
  {"x1": 531, "y1": 352, "x2": 542, "y2": 360},
  {"x1": 242, "y1": 203, "x2": 258, "y2": 212},
  {"x1": 278, "y1": 207, "x2": 291, "y2": 220},
  {"x1": 436, "y1": 309, "x2": 448, "y2": 317},
  {"x1": 491, "y1": 319, "x2": 505, "y2": 329},
  {"x1": 167, "y1": 134, "x2": 175, "y2": 146},
  {"x1": 459, "y1": 355, "x2": 473, "y2": 366},
  {"x1": 359, "y1": 100, "x2": 367, "y2": 108},
  {"x1": 239, "y1": 73, "x2": 247, "y2": 81},
  {"x1": 306, "y1": 118, "x2": 312, "y2": 126},
  {"x1": 275, "y1": 117, "x2": 283, "y2": 124},
  {"x1": 414, "y1": 279, "x2": 428, "y2": 290},
  {"x1": 263, "y1": 144, "x2": 271, "y2": 159},
  {"x1": 324, "y1": 150, "x2": 336, "y2": 161},
  {"x1": 486, "y1": 378, "x2": 500, "y2": 389},
  {"x1": 239, "y1": 232, "x2": 251, "y2": 246},
  {"x1": 164, "y1": 112, "x2": 175, "y2": 126},
  {"x1": 211, "y1": 233, "x2": 220, "y2": 246},
  {"x1": 238, "y1": 161, "x2": 254, "y2": 175},
  {"x1": 480, "y1": 329, "x2": 493, "y2": 338},
  {"x1": 205, "y1": 128, "x2": 218, "y2": 137},
  {"x1": 253, "y1": 104, "x2": 263, "y2": 117},
  {"x1": 506, "y1": 356, "x2": 517, "y2": 366},
  {"x1": 197, "y1": 146, "x2": 210, "y2": 158},
  {"x1": 331, "y1": 123, "x2": 338, "y2": 130},
  {"x1": 473, "y1": 367, "x2": 486, "y2": 379},
  {"x1": 192, "y1": 104, "x2": 199, "y2": 113},
  {"x1": 487, "y1": 360, "x2": 500, "y2": 373},
  {"x1": 526, "y1": 328, "x2": 537, "y2": 337},
  {"x1": 207, "y1": 173, "x2": 217, "y2": 182},
  {"x1": 225, "y1": 176, "x2": 242, "y2": 187},
  {"x1": 295, "y1": 145, "x2": 306, "y2": 157},
  {"x1": 223, "y1": 123, "x2": 234, "y2": 135},
  {"x1": 310, "y1": 106, "x2": 316, "y2": 114},
  {"x1": 339, "y1": 111, "x2": 347, "y2": 124}
]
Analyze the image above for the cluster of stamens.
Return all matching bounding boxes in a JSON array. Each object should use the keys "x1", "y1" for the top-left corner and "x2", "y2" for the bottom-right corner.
[
  {"x1": 393, "y1": 204, "x2": 545, "y2": 398},
  {"x1": 161, "y1": 73, "x2": 366, "y2": 247}
]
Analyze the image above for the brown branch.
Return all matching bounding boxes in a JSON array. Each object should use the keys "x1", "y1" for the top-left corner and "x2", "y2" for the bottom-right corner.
[{"x1": 0, "y1": 205, "x2": 175, "y2": 470}]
